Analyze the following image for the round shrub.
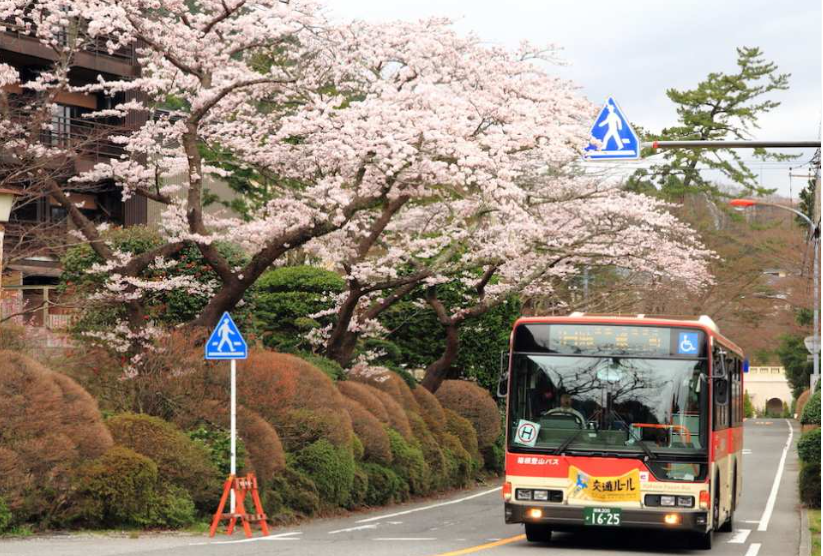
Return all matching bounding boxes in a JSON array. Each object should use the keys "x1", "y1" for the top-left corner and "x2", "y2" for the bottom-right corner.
[
  {"x1": 413, "y1": 386, "x2": 446, "y2": 435},
  {"x1": 408, "y1": 412, "x2": 448, "y2": 492},
  {"x1": 106, "y1": 413, "x2": 221, "y2": 511},
  {"x1": 181, "y1": 401, "x2": 285, "y2": 484},
  {"x1": 292, "y1": 439, "x2": 356, "y2": 508},
  {"x1": 361, "y1": 463, "x2": 405, "y2": 506},
  {"x1": 237, "y1": 351, "x2": 353, "y2": 451},
  {"x1": 343, "y1": 398, "x2": 392, "y2": 465},
  {"x1": 347, "y1": 465, "x2": 370, "y2": 509},
  {"x1": 440, "y1": 432, "x2": 473, "y2": 488},
  {"x1": 798, "y1": 428, "x2": 821, "y2": 464},
  {"x1": 370, "y1": 388, "x2": 413, "y2": 440},
  {"x1": 386, "y1": 429, "x2": 430, "y2": 496},
  {"x1": 801, "y1": 389, "x2": 821, "y2": 425},
  {"x1": 0, "y1": 351, "x2": 112, "y2": 523},
  {"x1": 481, "y1": 442, "x2": 505, "y2": 475},
  {"x1": 338, "y1": 381, "x2": 390, "y2": 424},
  {"x1": 264, "y1": 467, "x2": 321, "y2": 521},
  {"x1": 435, "y1": 380, "x2": 501, "y2": 449},
  {"x1": 294, "y1": 352, "x2": 346, "y2": 381},
  {"x1": 799, "y1": 463, "x2": 821, "y2": 508},
  {"x1": 443, "y1": 407, "x2": 481, "y2": 464},
  {"x1": 351, "y1": 434, "x2": 365, "y2": 461},
  {"x1": 250, "y1": 266, "x2": 345, "y2": 352},
  {"x1": 71, "y1": 446, "x2": 159, "y2": 527},
  {"x1": 349, "y1": 364, "x2": 420, "y2": 413}
]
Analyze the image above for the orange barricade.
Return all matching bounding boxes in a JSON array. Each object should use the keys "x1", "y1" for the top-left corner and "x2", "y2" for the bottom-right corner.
[{"x1": 209, "y1": 473, "x2": 269, "y2": 539}]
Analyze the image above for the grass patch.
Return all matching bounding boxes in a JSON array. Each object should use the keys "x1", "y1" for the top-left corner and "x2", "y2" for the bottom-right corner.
[
  {"x1": 811, "y1": 509, "x2": 821, "y2": 556},
  {"x1": 0, "y1": 525, "x2": 33, "y2": 538}
]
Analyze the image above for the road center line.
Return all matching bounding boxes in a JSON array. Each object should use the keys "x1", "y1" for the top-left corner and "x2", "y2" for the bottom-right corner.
[
  {"x1": 745, "y1": 542, "x2": 762, "y2": 556},
  {"x1": 426, "y1": 534, "x2": 526, "y2": 556},
  {"x1": 355, "y1": 487, "x2": 502, "y2": 524},
  {"x1": 727, "y1": 529, "x2": 751, "y2": 543},
  {"x1": 758, "y1": 420, "x2": 794, "y2": 532},
  {"x1": 328, "y1": 524, "x2": 379, "y2": 535}
]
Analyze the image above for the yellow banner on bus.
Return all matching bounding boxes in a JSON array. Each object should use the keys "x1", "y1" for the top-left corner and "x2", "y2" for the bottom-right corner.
[{"x1": 567, "y1": 466, "x2": 641, "y2": 503}]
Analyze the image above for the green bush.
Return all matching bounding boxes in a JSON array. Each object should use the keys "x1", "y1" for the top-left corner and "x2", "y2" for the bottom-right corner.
[
  {"x1": 799, "y1": 429, "x2": 821, "y2": 464},
  {"x1": 187, "y1": 425, "x2": 247, "y2": 478},
  {"x1": 408, "y1": 412, "x2": 447, "y2": 492},
  {"x1": 444, "y1": 408, "x2": 481, "y2": 470},
  {"x1": 347, "y1": 465, "x2": 370, "y2": 509},
  {"x1": 292, "y1": 440, "x2": 355, "y2": 508},
  {"x1": 361, "y1": 463, "x2": 405, "y2": 506},
  {"x1": 148, "y1": 485, "x2": 197, "y2": 528},
  {"x1": 264, "y1": 467, "x2": 321, "y2": 521},
  {"x1": 250, "y1": 266, "x2": 345, "y2": 352},
  {"x1": 71, "y1": 447, "x2": 159, "y2": 527},
  {"x1": 743, "y1": 391, "x2": 755, "y2": 419},
  {"x1": 60, "y1": 227, "x2": 248, "y2": 331},
  {"x1": 802, "y1": 390, "x2": 821, "y2": 425},
  {"x1": 481, "y1": 443, "x2": 505, "y2": 475},
  {"x1": 107, "y1": 414, "x2": 221, "y2": 511},
  {"x1": 294, "y1": 351, "x2": 346, "y2": 381},
  {"x1": 386, "y1": 429, "x2": 429, "y2": 496},
  {"x1": 441, "y1": 432, "x2": 473, "y2": 488},
  {"x1": 799, "y1": 463, "x2": 821, "y2": 508},
  {"x1": 0, "y1": 497, "x2": 11, "y2": 533}
]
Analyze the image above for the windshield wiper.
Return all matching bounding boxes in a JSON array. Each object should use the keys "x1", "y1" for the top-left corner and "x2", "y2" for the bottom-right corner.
[{"x1": 607, "y1": 408, "x2": 657, "y2": 461}]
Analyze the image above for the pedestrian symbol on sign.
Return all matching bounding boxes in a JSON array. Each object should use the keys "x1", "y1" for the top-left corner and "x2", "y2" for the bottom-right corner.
[
  {"x1": 585, "y1": 96, "x2": 639, "y2": 160},
  {"x1": 515, "y1": 419, "x2": 540, "y2": 447},
  {"x1": 205, "y1": 312, "x2": 248, "y2": 360}
]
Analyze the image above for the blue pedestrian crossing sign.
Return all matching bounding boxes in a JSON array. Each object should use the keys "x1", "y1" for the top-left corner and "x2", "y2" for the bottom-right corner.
[
  {"x1": 205, "y1": 312, "x2": 247, "y2": 360},
  {"x1": 585, "y1": 97, "x2": 640, "y2": 160}
]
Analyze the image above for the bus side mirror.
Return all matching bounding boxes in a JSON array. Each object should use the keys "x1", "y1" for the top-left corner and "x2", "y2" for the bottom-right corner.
[
  {"x1": 714, "y1": 379, "x2": 729, "y2": 405},
  {"x1": 497, "y1": 351, "x2": 510, "y2": 398}
]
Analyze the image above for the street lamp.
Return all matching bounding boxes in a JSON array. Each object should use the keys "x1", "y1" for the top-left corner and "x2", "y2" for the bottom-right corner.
[
  {"x1": 0, "y1": 188, "x2": 18, "y2": 317},
  {"x1": 730, "y1": 198, "x2": 820, "y2": 391}
]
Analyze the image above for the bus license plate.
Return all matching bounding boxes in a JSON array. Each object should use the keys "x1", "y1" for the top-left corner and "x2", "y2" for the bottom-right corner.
[{"x1": 584, "y1": 507, "x2": 622, "y2": 526}]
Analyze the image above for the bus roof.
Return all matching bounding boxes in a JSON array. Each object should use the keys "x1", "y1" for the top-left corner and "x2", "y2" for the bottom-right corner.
[{"x1": 514, "y1": 313, "x2": 744, "y2": 356}]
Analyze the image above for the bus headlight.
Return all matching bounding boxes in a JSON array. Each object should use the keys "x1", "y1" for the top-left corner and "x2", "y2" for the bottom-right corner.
[
  {"x1": 532, "y1": 490, "x2": 549, "y2": 501},
  {"x1": 515, "y1": 489, "x2": 532, "y2": 501},
  {"x1": 677, "y1": 496, "x2": 694, "y2": 508},
  {"x1": 660, "y1": 495, "x2": 676, "y2": 507}
]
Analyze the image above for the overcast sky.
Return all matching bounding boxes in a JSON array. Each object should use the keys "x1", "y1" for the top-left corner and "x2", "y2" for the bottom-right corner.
[{"x1": 329, "y1": 0, "x2": 821, "y2": 200}]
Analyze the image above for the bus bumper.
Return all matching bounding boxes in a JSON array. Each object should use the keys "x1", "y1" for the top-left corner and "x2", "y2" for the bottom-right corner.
[{"x1": 505, "y1": 503, "x2": 709, "y2": 533}]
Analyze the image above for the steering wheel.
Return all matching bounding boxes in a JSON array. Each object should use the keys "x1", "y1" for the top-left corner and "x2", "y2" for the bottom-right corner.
[{"x1": 542, "y1": 409, "x2": 585, "y2": 429}]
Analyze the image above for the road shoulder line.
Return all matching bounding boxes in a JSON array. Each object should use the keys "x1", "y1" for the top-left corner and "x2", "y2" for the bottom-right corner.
[{"x1": 758, "y1": 419, "x2": 794, "y2": 532}]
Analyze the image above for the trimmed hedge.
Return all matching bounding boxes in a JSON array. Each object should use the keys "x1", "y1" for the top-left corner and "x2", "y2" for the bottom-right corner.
[
  {"x1": 443, "y1": 408, "x2": 481, "y2": 466},
  {"x1": 801, "y1": 389, "x2": 821, "y2": 425},
  {"x1": 106, "y1": 413, "x2": 221, "y2": 511},
  {"x1": 799, "y1": 463, "x2": 821, "y2": 508},
  {"x1": 408, "y1": 412, "x2": 448, "y2": 492},
  {"x1": 348, "y1": 364, "x2": 420, "y2": 413},
  {"x1": 347, "y1": 465, "x2": 369, "y2": 509},
  {"x1": 369, "y1": 388, "x2": 413, "y2": 440},
  {"x1": 264, "y1": 467, "x2": 321, "y2": 521},
  {"x1": 798, "y1": 428, "x2": 821, "y2": 464},
  {"x1": 237, "y1": 351, "x2": 352, "y2": 451},
  {"x1": 0, "y1": 352, "x2": 112, "y2": 524},
  {"x1": 440, "y1": 432, "x2": 473, "y2": 488},
  {"x1": 435, "y1": 380, "x2": 501, "y2": 449},
  {"x1": 338, "y1": 381, "x2": 390, "y2": 424},
  {"x1": 386, "y1": 429, "x2": 429, "y2": 497},
  {"x1": 292, "y1": 439, "x2": 356, "y2": 508},
  {"x1": 413, "y1": 386, "x2": 446, "y2": 435},
  {"x1": 0, "y1": 497, "x2": 11, "y2": 533},
  {"x1": 361, "y1": 463, "x2": 405, "y2": 506},
  {"x1": 343, "y1": 398, "x2": 392, "y2": 465}
]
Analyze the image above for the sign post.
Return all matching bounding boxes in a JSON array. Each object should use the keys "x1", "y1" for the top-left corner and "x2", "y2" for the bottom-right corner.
[{"x1": 205, "y1": 312, "x2": 248, "y2": 512}]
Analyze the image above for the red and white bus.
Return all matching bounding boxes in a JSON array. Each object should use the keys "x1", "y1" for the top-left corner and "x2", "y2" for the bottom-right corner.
[{"x1": 500, "y1": 314, "x2": 744, "y2": 550}]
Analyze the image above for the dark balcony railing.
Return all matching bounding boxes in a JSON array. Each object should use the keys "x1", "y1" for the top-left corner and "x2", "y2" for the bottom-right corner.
[
  {"x1": 1, "y1": 16, "x2": 135, "y2": 64},
  {"x1": 40, "y1": 114, "x2": 128, "y2": 158}
]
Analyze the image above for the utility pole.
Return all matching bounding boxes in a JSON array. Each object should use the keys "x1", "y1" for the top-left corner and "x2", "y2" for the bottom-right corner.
[{"x1": 812, "y1": 149, "x2": 820, "y2": 393}]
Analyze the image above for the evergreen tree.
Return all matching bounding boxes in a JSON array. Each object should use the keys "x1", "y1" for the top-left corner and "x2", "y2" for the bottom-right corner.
[{"x1": 627, "y1": 47, "x2": 796, "y2": 200}]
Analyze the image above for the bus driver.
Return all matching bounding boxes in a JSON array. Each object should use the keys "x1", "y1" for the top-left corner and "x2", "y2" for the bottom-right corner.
[{"x1": 544, "y1": 393, "x2": 586, "y2": 426}]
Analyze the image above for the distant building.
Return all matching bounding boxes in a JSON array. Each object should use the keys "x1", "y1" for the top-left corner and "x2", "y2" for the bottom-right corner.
[{"x1": 745, "y1": 366, "x2": 793, "y2": 414}]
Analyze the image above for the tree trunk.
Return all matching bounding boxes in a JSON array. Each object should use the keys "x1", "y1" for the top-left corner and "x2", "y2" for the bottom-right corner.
[
  {"x1": 325, "y1": 287, "x2": 363, "y2": 364},
  {"x1": 421, "y1": 319, "x2": 459, "y2": 392}
]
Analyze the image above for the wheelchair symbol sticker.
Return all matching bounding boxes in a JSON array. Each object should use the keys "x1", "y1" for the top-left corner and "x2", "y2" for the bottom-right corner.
[
  {"x1": 515, "y1": 420, "x2": 540, "y2": 447},
  {"x1": 678, "y1": 332, "x2": 699, "y2": 355}
]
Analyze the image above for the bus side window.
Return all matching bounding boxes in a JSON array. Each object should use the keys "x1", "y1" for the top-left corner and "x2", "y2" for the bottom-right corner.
[{"x1": 712, "y1": 347, "x2": 729, "y2": 430}]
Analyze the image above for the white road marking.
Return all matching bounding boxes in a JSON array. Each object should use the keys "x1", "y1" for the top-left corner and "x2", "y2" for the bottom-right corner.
[
  {"x1": 190, "y1": 531, "x2": 302, "y2": 546},
  {"x1": 328, "y1": 524, "x2": 379, "y2": 535},
  {"x1": 745, "y1": 542, "x2": 762, "y2": 556},
  {"x1": 727, "y1": 529, "x2": 751, "y2": 543},
  {"x1": 742, "y1": 449, "x2": 752, "y2": 454},
  {"x1": 387, "y1": 521, "x2": 403, "y2": 525},
  {"x1": 742, "y1": 520, "x2": 761, "y2": 524},
  {"x1": 355, "y1": 487, "x2": 502, "y2": 524},
  {"x1": 373, "y1": 537, "x2": 437, "y2": 541},
  {"x1": 758, "y1": 420, "x2": 794, "y2": 532}
]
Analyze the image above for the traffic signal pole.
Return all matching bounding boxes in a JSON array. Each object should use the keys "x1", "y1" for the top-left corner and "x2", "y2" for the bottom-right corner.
[{"x1": 644, "y1": 140, "x2": 820, "y2": 149}]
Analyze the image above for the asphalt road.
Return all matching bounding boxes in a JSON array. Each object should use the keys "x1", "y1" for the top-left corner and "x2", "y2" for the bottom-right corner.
[{"x1": 1, "y1": 418, "x2": 801, "y2": 556}]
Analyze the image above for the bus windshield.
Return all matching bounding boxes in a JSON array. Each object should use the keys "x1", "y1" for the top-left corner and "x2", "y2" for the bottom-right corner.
[{"x1": 508, "y1": 353, "x2": 708, "y2": 462}]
